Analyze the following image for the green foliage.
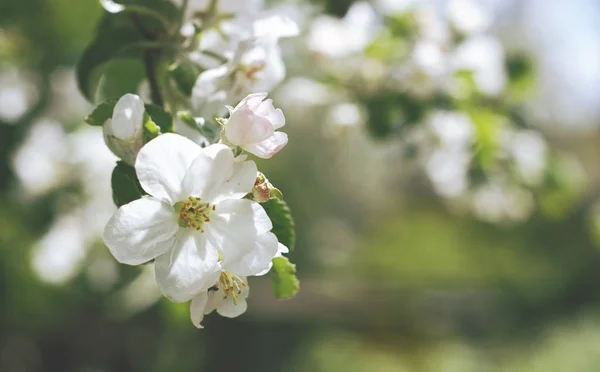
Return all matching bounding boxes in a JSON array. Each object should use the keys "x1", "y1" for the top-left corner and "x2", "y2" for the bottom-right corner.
[
  {"x1": 263, "y1": 198, "x2": 299, "y2": 299},
  {"x1": 76, "y1": 14, "x2": 144, "y2": 102},
  {"x1": 111, "y1": 161, "x2": 144, "y2": 207},
  {"x1": 506, "y1": 54, "x2": 536, "y2": 99},
  {"x1": 143, "y1": 112, "x2": 161, "y2": 142},
  {"x1": 538, "y1": 153, "x2": 588, "y2": 219},
  {"x1": 269, "y1": 256, "x2": 300, "y2": 300},
  {"x1": 85, "y1": 100, "x2": 117, "y2": 126},
  {"x1": 169, "y1": 60, "x2": 202, "y2": 97},
  {"x1": 468, "y1": 109, "x2": 504, "y2": 170},
  {"x1": 95, "y1": 59, "x2": 147, "y2": 102},
  {"x1": 270, "y1": 187, "x2": 284, "y2": 201},
  {"x1": 77, "y1": 0, "x2": 180, "y2": 102},
  {"x1": 262, "y1": 198, "x2": 295, "y2": 251},
  {"x1": 145, "y1": 103, "x2": 173, "y2": 133}
]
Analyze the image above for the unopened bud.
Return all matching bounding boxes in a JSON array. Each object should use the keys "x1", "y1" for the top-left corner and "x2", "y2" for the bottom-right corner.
[
  {"x1": 103, "y1": 94, "x2": 145, "y2": 165},
  {"x1": 251, "y1": 172, "x2": 282, "y2": 202}
]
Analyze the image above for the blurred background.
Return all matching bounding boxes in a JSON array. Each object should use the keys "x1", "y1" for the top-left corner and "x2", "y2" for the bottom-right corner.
[{"x1": 2, "y1": 0, "x2": 600, "y2": 371}]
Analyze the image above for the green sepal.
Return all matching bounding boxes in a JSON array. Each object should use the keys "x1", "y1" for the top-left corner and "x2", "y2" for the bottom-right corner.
[
  {"x1": 262, "y1": 198, "x2": 295, "y2": 251},
  {"x1": 143, "y1": 112, "x2": 161, "y2": 142},
  {"x1": 111, "y1": 161, "x2": 145, "y2": 207},
  {"x1": 269, "y1": 257, "x2": 300, "y2": 300},
  {"x1": 85, "y1": 100, "x2": 117, "y2": 126}
]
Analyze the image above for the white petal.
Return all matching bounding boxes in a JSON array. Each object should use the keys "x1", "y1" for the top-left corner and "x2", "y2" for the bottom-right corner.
[
  {"x1": 213, "y1": 159, "x2": 257, "y2": 204},
  {"x1": 252, "y1": 13, "x2": 300, "y2": 39},
  {"x1": 182, "y1": 144, "x2": 257, "y2": 203},
  {"x1": 111, "y1": 94, "x2": 145, "y2": 140},
  {"x1": 155, "y1": 231, "x2": 221, "y2": 302},
  {"x1": 103, "y1": 197, "x2": 178, "y2": 265},
  {"x1": 135, "y1": 133, "x2": 202, "y2": 204},
  {"x1": 204, "y1": 199, "x2": 274, "y2": 275},
  {"x1": 191, "y1": 66, "x2": 230, "y2": 118},
  {"x1": 216, "y1": 284, "x2": 249, "y2": 318},
  {"x1": 255, "y1": 242, "x2": 289, "y2": 276},
  {"x1": 233, "y1": 92, "x2": 268, "y2": 111},
  {"x1": 213, "y1": 198, "x2": 272, "y2": 236},
  {"x1": 220, "y1": 232, "x2": 280, "y2": 277},
  {"x1": 190, "y1": 292, "x2": 209, "y2": 328},
  {"x1": 277, "y1": 243, "x2": 289, "y2": 256},
  {"x1": 243, "y1": 132, "x2": 288, "y2": 159},
  {"x1": 226, "y1": 106, "x2": 275, "y2": 146},
  {"x1": 256, "y1": 99, "x2": 285, "y2": 129}
]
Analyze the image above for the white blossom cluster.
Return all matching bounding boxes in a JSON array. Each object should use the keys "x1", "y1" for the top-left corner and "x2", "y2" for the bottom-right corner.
[
  {"x1": 95, "y1": 0, "x2": 298, "y2": 328},
  {"x1": 300, "y1": 0, "x2": 563, "y2": 223}
]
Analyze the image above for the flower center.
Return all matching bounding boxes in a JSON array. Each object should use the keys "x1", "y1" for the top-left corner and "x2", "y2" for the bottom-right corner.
[
  {"x1": 218, "y1": 271, "x2": 246, "y2": 304},
  {"x1": 174, "y1": 196, "x2": 215, "y2": 232}
]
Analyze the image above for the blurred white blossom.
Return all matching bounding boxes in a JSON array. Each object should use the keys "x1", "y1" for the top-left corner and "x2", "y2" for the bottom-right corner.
[
  {"x1": 12, "y1": 119, "x2": 69, "y2": 198},
  {"x1": 307, "y1": 2, "x2": 380, "y2": 59},
  {"x1": 447, "y1": 0, "x2": 492, "y2": 35},
  {"x1": 0, "y1": 65, "x2": 38, "y2": 122},
  {"x1": 31, "y1": 215, "x2": 87, "y2": 285}
]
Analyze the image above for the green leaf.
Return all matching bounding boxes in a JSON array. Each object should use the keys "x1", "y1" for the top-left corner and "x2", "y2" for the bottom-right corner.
[
  {"x1": 145, "y1": 104, "x2": 173, "y2": 133},
  {"x1": 76, "y1": 14, "x2": 145, "y2": 102},
  {"x1": 85, "y1": 100, "x2": 117, "y2": 126},
  {"x1": 111, "y1": 161, "x2": 144, "y2": 207},
  {"x1": 95, "y1": 59, "x2": 147, "y2": 102},
  {"x1": 169, "y1": 60, "x2": 202, "y2": 97},
  {"x1": 262, "y1": 198, "x2": 295, "y2": 251},
  {"x1": 269, "y1": 257, "x2": 300, "y2": 300}
]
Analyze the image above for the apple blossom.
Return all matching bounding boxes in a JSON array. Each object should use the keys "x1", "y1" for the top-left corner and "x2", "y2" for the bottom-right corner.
[
  {"x1": 223, "y1": 93, "x2": 288, "y2": 159},
  {"x1": 103, "y1": 133, "x2": 281, "y2": 302},
  {"x1": 102, "y1": 94, "x2": 145, "y2": 165},
  {"x1": 191, "y1": 13, "x2": 299, "y2": 118},
  {"x1": 190, "y1": 272, "x2": 250, "y2": 328},
  {"x1": 190, "y1": 242, "x2": 288, "y2": 328}
]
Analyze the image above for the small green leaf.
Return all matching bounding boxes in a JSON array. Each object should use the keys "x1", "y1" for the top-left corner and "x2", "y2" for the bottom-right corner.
[
  {"x1": 85, "y1": 100, "x2": 117, "y2": 126},
  {"x1": 111, "y1": 161, "x2": 144, "y2": 207},
  {"x1": 95, "y1": 59, "x2": 147, "y2": 102},
  {"x1": 262, "y1": 198, "x2": 295, "y2": 251},
  {"x1": 143, "y1": 112, "x2": 161, "y2": 142},
  {"x1": 269, "y1": 257, "x2": 300, "y2": 300},
  {"x1": 270, "y1": 187, "x2": 283, "y2": 201},
  {"x1": 169, "y1": 61, "x2": 202, "y2": 97},
  {"x1": 145, "y1": 104, "x2": 173, "y2": 133}
]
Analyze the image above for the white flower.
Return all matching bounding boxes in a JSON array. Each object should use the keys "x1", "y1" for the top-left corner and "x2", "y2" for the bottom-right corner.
[
  {"x1": 224, "y1": 93, "x2": 288, "y2": 159},
  {"x1": 190, "y1": 272, "x2": 250, "y2": 328},
  {"x1": 103, "y1": 94, "x2": 145, "y2": 165},
  {"x1": 190, "y1": 242, "x2": 288, "y2": 328},
  {"x1": 307, "y1": 2, "x2": 379, "y2": 59},
  {"x1": 103, "y1": 133, "x2": 280, "y2": 302},
  {"x1": 191, "y1": 13, "x2": 299, "y2": 118}
]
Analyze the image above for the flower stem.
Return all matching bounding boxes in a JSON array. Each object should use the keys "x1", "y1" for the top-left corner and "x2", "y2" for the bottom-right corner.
[{"x1": 144, "y1": 50, "x2": 164, "y2": 107}]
